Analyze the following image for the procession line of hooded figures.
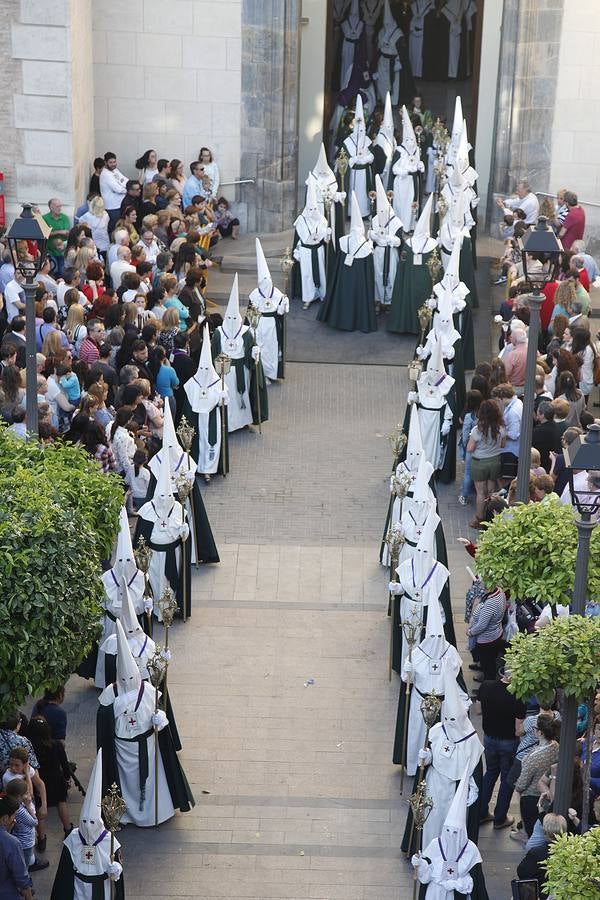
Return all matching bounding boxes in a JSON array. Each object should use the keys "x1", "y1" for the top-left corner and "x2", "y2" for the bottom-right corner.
[
  {"x1": 295, "y1": 91, "x2": 478, "y2": 388},
  {"x1": 358, "y1": 95, "x2": 485, "y2": 897},
  {"x1": 51, "y1": 245, "x2": 290, "y2": 896}
]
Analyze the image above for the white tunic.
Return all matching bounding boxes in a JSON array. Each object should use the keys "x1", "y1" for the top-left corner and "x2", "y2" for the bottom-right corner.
[
  {"x1": 442, "y1": 0, "x2": 465, "y2": 79},
  {"x1": 99, "y1": 681, "x2": 174, "y2": 827},
  {"x1": 414, "y1": 376, "x2": 454, "y2": 471},
  {"x1": 394, "y1": 556, "x2": 450, "y2": 672},
  {"x1": 402, "y1": 643, "x2": 461, "y2": 775},
  {"x1": 370, "y1": 215, "x2": 402, "y2": 305},
  {"x1": 96, "y1": 569, "x2": 146, "y2": 688},
  {"x1": 340, "y1": 17, "x2": 365, "y2": 89},
  {"x1": 248, "y1": 285, "x2": 288, "y2": 381},
  {"x1": 136, "y1": 501, "x2": 188, "y2": 615},
  {"x1": 217, "y1": 324, "x2": 253, "y2": 431},
  {"x1": 63, "y1": 828, "x2": 121, "y2": 900},
  {"x1": 293, "y1": 215, "x2": 328, "y2": 303},
  {"x1": 409, "y1": 0, "x2": 433, "y2": 77},
  {"x1": 393, "y1": 145, "x2": 424, "y2": 229},
  {"x1": 376, "y1": 27, "x2": 404, "y2": 104},
  {"x1": 344, "y1": 135, "x2": 374, "y2": 218},
  {"x1": 417, "y1": 833, "x2": 481, "y2": 899}
]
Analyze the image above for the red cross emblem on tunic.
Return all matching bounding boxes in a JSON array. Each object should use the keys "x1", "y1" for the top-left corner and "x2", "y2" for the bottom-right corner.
[
  {"x1": 443, "y1": 745, "x2": 451, "y2": 754},
  {"x1": 84, "y1": 849, "x2": 94, "y2": 861},
  {"x1": 128, "y1": 716, "x2": 136, "y2": 727}
]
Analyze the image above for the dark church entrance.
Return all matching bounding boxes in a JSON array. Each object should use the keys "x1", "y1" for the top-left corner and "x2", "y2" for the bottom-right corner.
[{"x1": 323, "y1": 1, "x2": 484, "y2": 163}]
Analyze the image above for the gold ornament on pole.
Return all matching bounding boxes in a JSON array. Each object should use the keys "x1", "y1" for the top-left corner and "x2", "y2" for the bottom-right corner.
[
  {"x1": 417, "y1": 302, "x2": 433, "y2": 346},
  {"x1": 147, "y1": 646, "x2": 168, "y2": 827},
  {"x1": 399, "y1": 615, "x2": 421, "y2": 794},
  {"x1": 336, "y1": 147, "x2": 349, "y2": 197},
  {"x1": 246, "y1": 302, "x2": 263, "y2": 435},
  {"x1": 406, "y1": 691, "x2": 442, "y2": 857},
  {"x1": 214, "y1": 352, "x2": 231, "y2": 475},
  {"x1": 175, "y1": 474, "x2": 192, "y2": 623},
  {"x1": 409, "y1": 778, "x2": 435, "y2": 900},
  {"x1": 426, "y1": 247, "x2": 442, "y2": 287},
  {"x1": 385, "y1": 522, "x2": 405, "y2": 682},
  {"x1": 157, "y1": 586, "x2": 178, "y2": 712},
  {"x1": 134, "y1": 536, "x2": 153, "y2": 634},
  {"x1": 176, "y1": 415, "x2": 199, "y2": 569},
  {"x1": 101, "y1": 783, "x2": 127, "y2": 900},
  {"x1": 388, "y1": 423, "x2": 407, "y2": 467}
]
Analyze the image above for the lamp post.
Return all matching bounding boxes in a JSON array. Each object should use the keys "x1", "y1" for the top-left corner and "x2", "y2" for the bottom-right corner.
[
  {"x1": 514, "y1": 217, "x2": 562, "y2": 503},
  {"x1": 553, "y1": 423, "x2": 600, "y2": 821},
  {"x1": 6, "y1": 204, "x2": 51, "y2": 438}
]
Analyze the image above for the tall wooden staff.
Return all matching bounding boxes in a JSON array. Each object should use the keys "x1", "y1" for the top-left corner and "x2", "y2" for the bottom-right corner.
[
  {"x1": 157, "y1": 586, "x2": 178, "y2": 713},
  {"x1": 215, "y1": 352, "x2": 231, "y2": 475},
  {"x1": 147, "y1": 647, "x2": 168, "y2": 827},
  {"x1": 246, "y1": 302, "x2": 263, "y2": 434},
  {"x1": 134, "y1": 536, "x2": 153, "y2": 636},
  {"x1": 409, "y1": 778, "x2": 434, "y2": 900},
  {"x1": 176, "y1": 415, "x2": 198, "y2": 569},
  {"x1": 405, "y1": 692, "x2": 442, "y2": 857},
  {"x1": 384, "y1": 522, "x2": 405, "y2": 681},
  {"x1": 176, "y1": 474, "x2": 192, "y2": 623},
  {"x1": 101, "y1": 783, "x2": 126, "y2": 900},
  {"x1": 399, "y1": 616, "x2": 421, "y2": 795}
]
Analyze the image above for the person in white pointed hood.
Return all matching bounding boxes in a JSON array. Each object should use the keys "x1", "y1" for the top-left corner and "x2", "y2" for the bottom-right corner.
[
  {"x1": 317, "y1": 192, "x2": 376, "y2": 333},
  {"x1": 439, "y1": 187, "x2": 470, "y2": 271},
  {"x1": 369, "y1": 174, "x2": 403, "y2": 308},
  {"x1": 136, "y1": 446, "x2": 189, "y2": 616},
  {"x1": 392, "y1": 105, "x2": 424, "y2": 230},
  {"x1": 100, "y1": 578, "x2": 156, "y2": 683},
  {"x1": 293, "y1": 180, "x2": 329, "y2": 308},
  {"x1": 51, "y1": 749, "x2": 124, "y2": 900},
  {"x1": 409, "y1": 0, "x2": 434, "y2": 78},
  {"x1": 375, "y1": 0, "x2": 412, "y2": 105},
  {"x1": 409, "y1": 334, "x2": 455, "y2": 472},
  {"x1": 97, "y1": 621, "x2": 193, "y2": 827},
  {"x1": 380, "y1": 403, "x2": 427, "y2": 566},
  {"x1": 414, "y1": 667, "x2": 483, "y2": 851},
  {"x1": 184, "y1": 322, "x2": 228, "y2": 477},
  {"x1": 371, "y1": 93, "x2": 397, "y2": 186},
  {"x1": 441, "y1": 0, "x2": 467, "y2": 79},
  {"x1": 340, "y1": 0, "x2": 365, "y2": 90},
  {"x1": 343, "y1": 94, "x2": 374, "y2": 218},
  {"x1": 96, "y1": 506, "x2": 149, "y2": 688},
  {"x1": 434, "y1": 234, "x2": 469, "y2": 314},
  {"x1": 389, "y1": 503, "x2": 450, "y2": 674},
  {"x1": 445, "y1": 96, "x2": 464, "y2": 171},
  {"x1": 397, "y1": 453, "x2": 437, "y2": 561},
  {"x1": 432, "y1": 232, "x2": 475, "y2": 373},
  {"x1": 248, "y1": 238, "x2": 289, "y2": 381},
  {"x1": 361, "y1": 0, "x2": 383, "y2": 64},
  {"x1": 413, "y1": 765, "x2": 484, "y2": 899},
  {"x1": 398, "y1": 590, "x2": 461, "y2": 776},
  {"x1": 306, "y1": 143, "x2": 346, "y2": 240},
  {"x1": 211, "y1": 273, "x2": 268, "y2": 428},
  {"x1": 418, "y1": 286, "x2": 462, "y2": 363}
]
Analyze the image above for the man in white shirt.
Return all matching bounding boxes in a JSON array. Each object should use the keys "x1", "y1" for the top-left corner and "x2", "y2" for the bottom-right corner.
[
  {"x1": 107, "y1": 229, "x2": 130, "y2": 269},
  {"x1": 135, "y1": 230, "x2": 160, "y2": 265},
  {"x1": 99, "y1": 151, "x2": 128, "y2": 230},
  {"x1": 56, "y1": 268, "x2": 87, "y2": 309},
  {"x1": 496, "y1": 180, "x2": 540, "y2": 225},
  {"x1": 4, "y1": 274, "x2": 26, "y2": 322},
  {"x1": 110, "y1": 246, "x2": 136, "y2": 288}
]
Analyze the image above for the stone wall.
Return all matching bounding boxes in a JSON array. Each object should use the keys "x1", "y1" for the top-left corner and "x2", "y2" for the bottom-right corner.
[
  {"x1": 240, "y1": 0, "x2": 301, "y2": 233},
  {"x1": 70, "y1": 0, "x2": 94, "y2": 206},
  {"x1": 92, "y1": 0, "x2": 242, "y2": 188},
  {"x1": 549, "y1": 0, "x2": 600, "y2": 252},
  {"x1": 0, "y1": 0, "x2": 22, "y2": 221}
]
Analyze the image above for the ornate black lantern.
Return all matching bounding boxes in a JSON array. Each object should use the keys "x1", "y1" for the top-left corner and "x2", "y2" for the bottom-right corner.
[
  {"x1": 6, "y1": 204, "x2": 51, "y2": 280},
  {"x1": 517, "y1": 215, "x2": 563, "y2": 290},
  {"x1": 563, "y1": 423, "x2": 600, "y2": 518}
]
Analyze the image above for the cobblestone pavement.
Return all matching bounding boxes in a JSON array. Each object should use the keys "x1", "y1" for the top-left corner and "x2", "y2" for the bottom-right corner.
[{"x1": 34, "y1": 248, "x2": 522, "y2": 899}]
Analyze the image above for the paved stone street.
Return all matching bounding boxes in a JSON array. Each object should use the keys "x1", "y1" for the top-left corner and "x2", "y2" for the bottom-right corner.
[{"x1": 34, "y1": 263, "x2": 523, "y2": 899}]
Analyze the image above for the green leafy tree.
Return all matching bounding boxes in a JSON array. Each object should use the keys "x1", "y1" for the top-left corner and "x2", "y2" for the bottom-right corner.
[
  {"x1": 474, "y1": 498, "x2": 600, "y2": 605},
  {"x1": 543, "y1": 827, "x2": 600, "y2": 900},
  {"x1": 0, "y1": 430, "x2": 122, "y2": 719},
  {"x1": 505, "y1": 616, "x2": 600, "y2": 704}
]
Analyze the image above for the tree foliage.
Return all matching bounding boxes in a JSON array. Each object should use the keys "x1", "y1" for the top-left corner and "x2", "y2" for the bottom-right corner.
[
  {"x1": 475, "y1": 498, "x2": 600, "y2": 605},
  {"x1": 0, "y1": 430, "x2": 122, "y2": 719},
  {"x1": 505, "y1": 615, "x2": 600, "y2": 704},
  {"x1": 544, "y1": 827, "x2": 600, "y2": 900}
]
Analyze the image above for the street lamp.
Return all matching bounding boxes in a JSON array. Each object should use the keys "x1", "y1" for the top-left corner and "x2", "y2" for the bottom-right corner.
[
  {"x1": 6, "y1": 204, "x2": 51, "y2": 437},
  {"x1": 552, "y1": 423, "x2": 600, "y2": 822},
  {"x1": 514, "y1": 216, "x2": 562, "y2": 503}
]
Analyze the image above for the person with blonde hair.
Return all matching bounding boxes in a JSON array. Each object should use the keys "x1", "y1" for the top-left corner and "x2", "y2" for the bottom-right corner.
[
  {"x1": 158, "y1": 307, "x2": 181, "y2": 355},
  {"x1": 141, "y1": 182, "x2": 159, "y2": 218},
  {"x1": 79, "y1": 195, "x2": 110, "y2": 254},
  {"x1": 162, "y1": 275, "x2": 190, "y2": 332},
  {"x1": 41, "y1": 330, "x2": 64, "y2": 360},
  {"x1": 64, "y1": 304, "x2": 87, "y2": 356},
  {"x1": 134, "y1": 377, "x2": 163, "y2": 438}
]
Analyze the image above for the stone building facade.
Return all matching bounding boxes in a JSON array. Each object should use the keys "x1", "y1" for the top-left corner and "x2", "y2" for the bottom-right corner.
[{"x1": 1, "y1": 0, "x2": 599, "y2": 243}]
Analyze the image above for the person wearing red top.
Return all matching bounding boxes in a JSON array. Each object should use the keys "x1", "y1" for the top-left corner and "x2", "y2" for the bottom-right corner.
[
  {"x1": 559, "y1": 191, "x2": 585, "y2": 249},
  {"x1": 78, "y1": 320, "x2": 105, "y2": 365},
  {"x1": 540, "y1": 280, "x2": 558, "y2": 331}
]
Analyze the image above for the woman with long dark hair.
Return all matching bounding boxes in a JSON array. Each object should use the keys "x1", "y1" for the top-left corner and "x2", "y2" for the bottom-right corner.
[
  {"x1": 466, "y1": 399, "x2": 506, "y2": 528},
  {"x1": 136, "y1": 148, "x2": 158, "y2": 184},
  {"x1": 25, "y1": 716, "x2": 72, "y2": 836},
  {"x1": 555, "y1": 370, "x2": 585, "y2": 426},
  {"x1": 570, "y1": 325, "x2": 596, "y2": 400}
]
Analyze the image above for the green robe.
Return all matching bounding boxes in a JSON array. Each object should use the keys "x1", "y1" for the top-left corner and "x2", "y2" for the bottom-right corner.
[
  {"x1": 387, "y1": 245, "x2": 435, "y2": 335},
  {"x1": 317, "y1": 250, "x2": 377, "y2": 333}
]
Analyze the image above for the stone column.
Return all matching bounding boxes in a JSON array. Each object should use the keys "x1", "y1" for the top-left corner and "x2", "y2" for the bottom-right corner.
[
  {"x1": 8, "y1": 0, "x2": 94, "y2": 217},
  {"x1": 489, "y1": 0, "x2": 565, "y2": 213},
  {"x1": 240, "y1": 0, "x2": 301, "y2": 233}
]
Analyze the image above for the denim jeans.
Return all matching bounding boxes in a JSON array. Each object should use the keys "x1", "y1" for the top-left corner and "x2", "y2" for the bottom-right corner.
[
  {"x1": 460, "y1": 451, "x2": 474, "y2": 498},
  {"x1": 525, "y1": 817, "x2": 547, "y2": 852},
  {"x1": 480, "y1": 735, "x2": 519, "y2": 824}
]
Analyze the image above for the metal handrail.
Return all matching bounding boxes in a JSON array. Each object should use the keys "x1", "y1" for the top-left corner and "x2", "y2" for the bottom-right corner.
[
  {"x1": 220, "y1": 179, "x2": 255, "y2": 186},
  {"x1": 536, "y1": 191, "x2": 600, "y2": 210}
]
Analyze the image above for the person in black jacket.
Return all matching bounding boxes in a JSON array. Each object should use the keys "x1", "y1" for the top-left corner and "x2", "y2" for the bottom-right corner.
[{"x1": 532, "y1": 402, "x2": 562, "y2": 472}]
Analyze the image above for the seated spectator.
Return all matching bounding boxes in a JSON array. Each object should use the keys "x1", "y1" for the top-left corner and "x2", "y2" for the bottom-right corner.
[
  {"x1": 516, "y1": 813, "x2": 567, "y2": 899},
  {"x1": 532, "y1": 402, "x2": 562, "y2": 472}
]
